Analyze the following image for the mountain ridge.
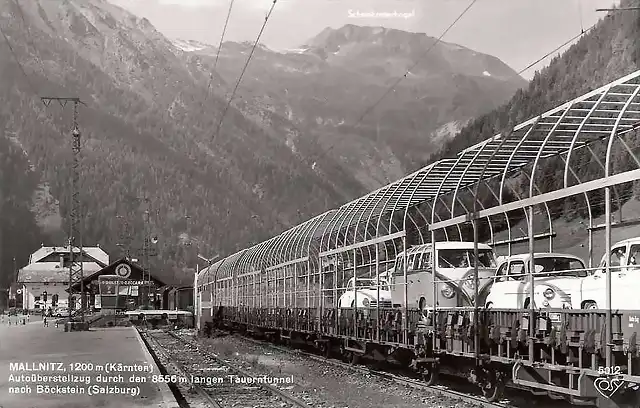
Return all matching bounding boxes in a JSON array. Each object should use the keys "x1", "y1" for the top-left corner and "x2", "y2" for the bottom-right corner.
[
  {"x1": 175, "y1": 23, "x2": 527, "y2": 185},
  {"x1": 0, "y1": 1, "x2": 525, "y2": 292}
]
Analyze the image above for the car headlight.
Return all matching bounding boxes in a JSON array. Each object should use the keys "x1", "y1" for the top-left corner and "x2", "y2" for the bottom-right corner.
[
  {"x1": 362, "y1": 298, "x2": 370, "y2": 307},
  {"x1": 441, "y1": 285, "x2": 455, "y2": 299},
  {"x1": 543, "y1": 288, "x2": 555, "y2": 300}
]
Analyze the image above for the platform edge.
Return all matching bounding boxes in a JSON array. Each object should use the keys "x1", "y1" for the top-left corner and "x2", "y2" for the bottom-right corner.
[{"x1": 132, "y1": 327, "x2": 180, "y2": 408}]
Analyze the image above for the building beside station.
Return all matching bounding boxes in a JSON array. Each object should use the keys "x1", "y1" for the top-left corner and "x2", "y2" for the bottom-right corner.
[
  {"x1": 17, "y1": 245, "x2": 109, "y2": 311},
  {"x1": 16, "y1": 244, "x2": 196, "y2": 313}
]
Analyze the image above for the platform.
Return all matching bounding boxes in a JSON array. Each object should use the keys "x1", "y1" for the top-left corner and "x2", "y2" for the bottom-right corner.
[{"x1": 0, "y1": 318, "x2": 178, "y2": 408}]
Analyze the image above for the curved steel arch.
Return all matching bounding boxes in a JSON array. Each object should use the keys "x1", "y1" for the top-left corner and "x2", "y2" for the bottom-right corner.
[
  {"x1": 201, "y1": 69, "x2": 640, "y2": 319},
  {"x1": 423, "y1": 70, "x2": 640, "y2": 231}
]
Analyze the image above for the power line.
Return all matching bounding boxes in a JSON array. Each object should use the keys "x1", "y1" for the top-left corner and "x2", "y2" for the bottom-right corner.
[
  {"x1": 204, "y1": 0, "x2": 235, "y2": 102},
  {"x1": 350, "y1": 0, "x2": 478, "y2": 128},
  {"x1": 211, "y1": 0, "x2": 278, "y2": 142},
  {"x1": 315, "y1": 0, "x2": 478, "y2": 160},
  {"x1": 13, "y1": 0, "x2": 37, "y2": 58},
  {"x1": 517, "y1": 24, "x2": 595, "y2": 76},
  {"x1": 318, "y1": 4, "x2": 595, "y2": 164},
  {"x1": 0, "y1": 18, "x2": 38, "y2": 97}
]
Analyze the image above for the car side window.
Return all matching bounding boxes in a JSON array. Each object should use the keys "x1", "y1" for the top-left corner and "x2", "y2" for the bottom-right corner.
[
  {"x1": 610, "y1": 246, "x2": 627, "y2": 269},
  {"x1": 407, "y1": 254, "x2": 416, "y2": 271},
  {"x1": 394, "y1": 257, "x2": 404, "y2": 276},
  {"x1": 415, "y1": 253, "x2": 424, "y2": 269},
  {"x1": 508, "y1": 261, "x2": 525, "y2": 281},
  {"x1": 417, "y1": 252, "x2": 431, "y2": 269},
  {"x1": 629, "y1": 245, "x2": 640, "y2": 269},
  {"x1": 495, "y1": 262, "x2": 508, "y2": 282}
]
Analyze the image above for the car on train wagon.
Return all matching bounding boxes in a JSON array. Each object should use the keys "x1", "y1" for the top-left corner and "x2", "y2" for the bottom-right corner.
[
  {"x1": 484, "y1": 253, "x2": 588, "y2": 313},
  {"x1": 577, "y1": 237, "x2": 640, "y2": 310},
  {"x1": 338, "y1": 277, "x2": 392, "y2": 309},
  {"x1": 389, "y1": 241, "x2": 497, "y2": 309}
]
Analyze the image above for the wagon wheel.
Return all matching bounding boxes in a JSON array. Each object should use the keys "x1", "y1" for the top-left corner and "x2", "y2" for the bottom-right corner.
[
  {"x1": 482, "y1": 377, "x2": 505, "y2": 402},
  {"x1": 318, "y1": 342, "x2": 330, "y2": 358},
  {"x1": 339, "y1": 345, "x2": 349, "y2": 362},
  {"x1": 421, "y1": 363, "x2": 439, "y2": 386}
]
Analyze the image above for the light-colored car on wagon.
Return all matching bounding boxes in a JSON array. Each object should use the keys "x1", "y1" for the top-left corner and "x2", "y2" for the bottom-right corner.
[
  {"x1": 484, "y1": 253, "x2": 588, "y2": 310},
  {"x1": 578, "y1": 237, "x2": 640, "y2": 310},
  {"x1": 338, "y1": 277, "x2": 393, "y2": 309}
]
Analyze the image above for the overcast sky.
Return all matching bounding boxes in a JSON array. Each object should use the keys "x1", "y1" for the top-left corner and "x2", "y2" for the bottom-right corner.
[{"x1": 109, "y1": 0, "x2": 622, "y2": 79}]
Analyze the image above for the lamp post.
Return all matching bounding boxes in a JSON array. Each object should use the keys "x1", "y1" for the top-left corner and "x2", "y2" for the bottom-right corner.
[{"x1": 196, "y1": 253, "x2": 219, "y2": 329}]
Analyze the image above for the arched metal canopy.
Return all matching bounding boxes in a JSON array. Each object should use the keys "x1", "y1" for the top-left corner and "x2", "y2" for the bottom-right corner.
[
  {"x1": 197, "y1": 258, "x2": 224, "y2": 284},
  {"x1": 227, "y1": 210, "x2": 338, "y2": 275},
  {"x1": 317, "y1": 70, "x2": 640, "y2": 254},
  {"x1": 200, "y1": 69, "x2": 640, "y2": 296}
]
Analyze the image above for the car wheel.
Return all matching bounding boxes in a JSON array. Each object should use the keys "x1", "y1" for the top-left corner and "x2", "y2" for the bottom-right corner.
[
  {"x1": 485, "y1": 302, "x2": 493, "y2": 309},
  {"x1": 582, "y1": 301, "x2": 598, "y2": 310}
]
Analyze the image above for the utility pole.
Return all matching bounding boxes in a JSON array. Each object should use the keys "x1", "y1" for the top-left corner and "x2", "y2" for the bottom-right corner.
[
  {"x1": 143, "y1": 209, "x2": 150, "y2": 308},
  {"x1": 41, "y1": 97, "x2": 86, "y2": 327},
  {"x1": 185, "y1": 214, "x2": 192, "y2": 268}
]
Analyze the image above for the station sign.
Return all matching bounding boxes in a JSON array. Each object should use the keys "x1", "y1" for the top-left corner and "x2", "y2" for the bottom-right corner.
[{"x1": 93, "y1": 278, "x2": 156, "y2": 287}]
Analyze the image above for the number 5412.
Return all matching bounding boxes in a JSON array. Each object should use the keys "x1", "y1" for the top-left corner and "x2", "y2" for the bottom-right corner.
[{"x1": 598, "y1": 366, "x2": 621, "y2": 375}]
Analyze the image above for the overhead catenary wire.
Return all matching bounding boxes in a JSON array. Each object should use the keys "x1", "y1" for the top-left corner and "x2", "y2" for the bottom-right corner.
[
  {"x1": 350, "y1": 0, "x2": 479, "y2": 129},
  {"x1": 204, "y1": 0, "x2": 235, "y2": 103},
  {"x1": 517, "y1": 24, "x2": 595, "y2": 76},
  {"x1": 211, "y1": 0, "x2": 278, "y2": 142},
  {"x1": 294, "y1": 8, "x2": 615, "y2": 222},
  {"x1": 0, "y1": 17, "x2": 39, "y2": 98},
  {"x1": 316, "y1": 4, "x2": 598, "y2": 164}
]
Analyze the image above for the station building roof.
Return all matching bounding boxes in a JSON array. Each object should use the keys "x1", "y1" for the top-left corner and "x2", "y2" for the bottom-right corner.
[{"x1": 18, "y1": 246, "x2": 109, "y2": 284}]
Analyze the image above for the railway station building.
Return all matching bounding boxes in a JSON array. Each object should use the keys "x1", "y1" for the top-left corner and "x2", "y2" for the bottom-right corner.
[
  {"x1": 17, "y1": 245, "x2": 109, "y2": 312},
  {"x1": 70, "y1": 257, "x2": 194, "y2": 311}
]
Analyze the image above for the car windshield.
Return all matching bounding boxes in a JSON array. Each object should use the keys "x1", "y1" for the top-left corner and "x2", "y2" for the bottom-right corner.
[
  {"x1": 354, "y1": 279, "x2": 388, "y2": 291},
  {"x1": 438, "y1": 249, "x2": 496, "y2": 268},
  {"x1": 534, "y1": 257, "x2": 586, "y2": 277}
]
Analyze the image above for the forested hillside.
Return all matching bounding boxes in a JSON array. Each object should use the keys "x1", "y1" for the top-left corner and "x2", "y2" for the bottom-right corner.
[
  {"x1": 426, "y1": 0, "x2": 640, "y2": 229},
  {"x1": 183, "y1": 24, "x2": 526, "y2": 188},
  {"x1": 0, "y1": 0, "x2": 527, "y2": 295},
  {"x1": 0, "y1": 0, "x2": 364, "y2": 290},
  {"x1": 0, "y1": 133, "x2": 48, "y2": 299}
]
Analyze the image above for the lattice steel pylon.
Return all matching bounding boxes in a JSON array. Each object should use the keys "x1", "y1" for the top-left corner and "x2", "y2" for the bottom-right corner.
[{"x1": 41, "y1": 96, "x2": 86, "y2": 326}]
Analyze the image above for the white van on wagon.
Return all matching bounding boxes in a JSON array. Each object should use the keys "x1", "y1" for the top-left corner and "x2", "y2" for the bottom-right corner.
[
  {"x1": 484, "y1": 253, "x2": 588, "y2": 310},
  {"x1": 578, "y1": 237, "x2": 640, "y2": 310},
  {"x1": 389, "y1": 242, "x2": 497, "y2": 309}
]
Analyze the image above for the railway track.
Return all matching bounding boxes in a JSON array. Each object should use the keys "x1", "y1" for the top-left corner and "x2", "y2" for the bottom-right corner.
[
  {"x1": 250, "y1": 338, "x2": 574, "y2": 408},
  {"x1": 139, "y1": 328, "x2": 313, "y2": 408},
  {"x1": 187, "y1": 330, "x2": 519, "y2": 408}
]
